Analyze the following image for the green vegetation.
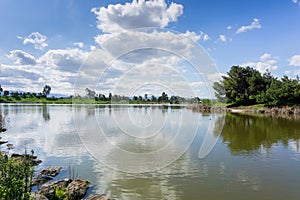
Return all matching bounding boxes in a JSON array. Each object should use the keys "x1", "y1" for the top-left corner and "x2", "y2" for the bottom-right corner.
[
  {"x1": 0, "y1": 85, "x2": 203, "y2": 104},
  {"x1": 213, "y1": 66, "x2": 300, "y2": 107},
  {"x1": 0, "y1": 152, "x2": 34, "y2": 200}
]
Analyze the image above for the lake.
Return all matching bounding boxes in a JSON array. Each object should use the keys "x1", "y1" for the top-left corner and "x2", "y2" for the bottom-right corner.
[{"x1": 0, "y1": 104, "x2": 300, "y2": 200}]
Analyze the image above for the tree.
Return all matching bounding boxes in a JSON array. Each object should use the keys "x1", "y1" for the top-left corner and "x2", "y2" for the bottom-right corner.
[
  {"x1": 151, "y1": 95, "x2": 157, "y2": 102},
  {"x1": 42, "y1": 85, "x2": 51, "y2": 97},
  {"x1": 264, "y1": 76, "x2": 300, "y2": 106},
  {"x1": 85, "y1": 88, "x2": 96, "y2": 99},
  {"x1": 158, "y1": 92, "x2": 168, "y2": 103},
  {"x1": 0, "y1": 152, "x2": 35, "y2": 200},
  {"x1": 214, "y1": 66, "x2": 267, "y2": 105},
  {"x1": 0, "y1": 85, "x2": 3, "y2": 95},
  {"x1": 213, "y1": 82, "x2": 226, "y2": 103},
  {"x1": 3, "y1": 91, "x2": 9, "y2": 96},
  {"x1": 170, "y1": 96, "x2": 179, "y2": 104}
]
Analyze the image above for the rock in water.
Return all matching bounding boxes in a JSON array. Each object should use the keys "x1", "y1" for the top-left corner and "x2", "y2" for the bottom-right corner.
[
  {"x1": 35, "y1": 179, "x2": 90, "y2": 200},
  {"x1": 37, "y1": 179, "x2": 72, "y2": 199},
  {"x1": 0, "y1": 140, "x2": 8, "y2": 145},
  {"x1": 32, "y1": 167, "x2": 62, "y2": 186},
  {"x1": 11, "y1": 153, "x2": 42, "y2": 165},
  {"x1": 66, "y1": 179, "x2": 90, "y2": 199}
]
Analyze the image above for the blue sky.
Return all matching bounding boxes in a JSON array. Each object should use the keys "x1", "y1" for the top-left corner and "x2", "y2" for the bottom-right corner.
[{"x1": 0, "y1": 0, "x2": 300, "y2": 97}]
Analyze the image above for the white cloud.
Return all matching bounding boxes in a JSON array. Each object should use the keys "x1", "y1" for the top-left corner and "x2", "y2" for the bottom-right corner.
[
  {"x1": 91, "y1": 0, "x2": 183, "y2": 33},
  {"x1": 94, "y1": 30, "x2": 202, "y2": 61},
  {"x1": 289, "y1": 55, "x2": 300, "y2": 67},
  {"x1": 292, "y1": 0, "x2": 298, "y2": 3},
  {"x1": 22, "y1": 32, "x2": 48, "y2": 50},
  {"x1": 236, "y1": 18, "x2": 262, "y2": 34},
  {"x1": 7, "y1": 50, "x2": 37, "y2": 65},
  {"x1": 219, "y1": 35, "x2": 227, "y2": 42},
  {"x1": 73, "y1": 42, "x2": 84, "y2": 48},
  {"x1": 241, "y1": 53, "x2": 278, "y2": 73},
  {"x1": 38, "y1": 48, "x2": 88, "y2": 72},
  {"x1": 226, "y1": 26, "x2": 232, "y2": 30},
  {"x1": 199, "y1": 31, "x2": 210, "y2": 41}
]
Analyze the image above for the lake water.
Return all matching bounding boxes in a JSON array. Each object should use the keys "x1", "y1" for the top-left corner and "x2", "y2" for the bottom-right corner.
[{"x1": 0, "y1": 104, "x2": 300, "y2": 200}]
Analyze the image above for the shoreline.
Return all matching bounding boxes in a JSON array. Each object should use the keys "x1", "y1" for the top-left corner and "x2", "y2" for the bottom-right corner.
[{"x1": 187, "y1": 104, "x2": 300, "y2": 118}]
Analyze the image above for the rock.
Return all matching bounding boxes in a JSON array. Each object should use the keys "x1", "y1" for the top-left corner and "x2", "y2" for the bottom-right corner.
[
  {"x1": 35, "y1": 178, "x2": 90, "y2": 200},
  {"x1": 0, "y1": 128, "x2": 7, "y2": 132},
  {"x1": 11, "y1": 153, "x2": 42, "y2": 165},
  {"x1": 32, "y1": 175, "x2": 53, "y2": 186},
  {"x1": 40, "y1": 166, "x2": 62, "y2": 177},
  {"x1": 0, "y1": 140, "x2": 8, "y2": 145},
  {"x1": 6, "y1": 143, "x2": 14, "y2": 150},
  {"x1": 86, "y1": 194, "x2": 110, "y2": 200},
  {"x1": 32, "y1": 167, "x2": 62, "y2": 186},
  {"x1": 11, "y1": 153, "x2": 38, "y2": 159},
  {"x1": 31, "y1": 193, "x2": 49, "y2": 200},
  {"x1": 66, "y1": 179, "x2": 90, "y2": 200},
  {"x1": 37, "y1": 179, "x2": 72, "y2": 199}
]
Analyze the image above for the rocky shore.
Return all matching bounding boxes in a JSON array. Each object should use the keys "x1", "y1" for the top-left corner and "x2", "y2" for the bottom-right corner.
[{"x1": 0, "y1": 135, "x2": 111, "y2": 200}]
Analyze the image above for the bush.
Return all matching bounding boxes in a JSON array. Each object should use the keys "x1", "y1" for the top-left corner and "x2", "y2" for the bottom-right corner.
[{"x1": 0, "y1": 152, "x2": 34, "y2": 200}]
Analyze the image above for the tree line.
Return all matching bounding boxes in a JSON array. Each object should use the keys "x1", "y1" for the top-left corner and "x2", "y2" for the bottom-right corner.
[
  {"x1": 0, "y1": 85, "x2": 51, "y2": 100},
  {"x1": 213, "y1": 66, "x2": 300, "y2": 106},
  {"x1": 77, "y1": 88, "x2": 197, "y2": 104},
  {"x1": 0, "y1": 85, "x2": 203, "y2": 104}
]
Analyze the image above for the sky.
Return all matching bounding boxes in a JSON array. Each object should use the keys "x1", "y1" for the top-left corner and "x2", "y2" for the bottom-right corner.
[{"x1": 0, "y1": 0, "x2": 300, "y2": 97}]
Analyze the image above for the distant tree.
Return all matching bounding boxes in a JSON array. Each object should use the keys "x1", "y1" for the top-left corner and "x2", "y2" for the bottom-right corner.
[
  {"x1": 98, "y1": 94, "x2": 107, "y2": 101},
  {"x1": 108, "y1": 93, "x2": 112, "y2": 101},
  {"x1": 85, "y1": 88, "x2": 96, "y2": 99},
  {"x1": 170, "y1": 96, "x2": 179, "y2": 104},
  {"x1": 0, "y1": 85, "x2": 3, "y2": 95},
  {"x1": 42, "y1": 85, "x2": 51, "y2": 97},
  {"x1": 3, "y1": 91, "x2": 9, "y2": 96},
  {"x1": 158, "y1": 92, "x2": 168, "y2": 103},
  {"x1": 138, "y1": 95, "x2": 143, "y2": 102},
  {"x1": 144, "y1": 94, "x2": 148, "y2": 101},
  {"x1": 151, "y1": 95, "x2": 157, "y2": 102}
]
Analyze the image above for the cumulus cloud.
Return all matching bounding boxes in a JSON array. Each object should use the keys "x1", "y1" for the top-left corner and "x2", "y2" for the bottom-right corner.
[
  {"x1": 73, "y1": 42, "x2": 84, "y2": 48},
  {"x1": 236, "y1": 18, "x2": 262, "y2": 34},
  {"x1": 226, "y1": 26, "x2": 232, "y2": 30},
  {"x1": 241, "y1": 53, "x2": 278, "y2": 73},
  {"x1": 94, "y1": 30, "x2": 202, "y2": 62},
  {"x1": 289, "y1": 55, "x2": 300, "y2": 67},
  {"x1": 292, "y1": 0, "x2": 298, "y2": 3},
  {"x1": 7, "y1": 50, "x2": 37, "y2": 65},
  {"x1": 21, "y1": 32, "x2": 48, "y2": 50},
  {"x1": 75, "y1": 27, "x2": 218, "y2": 97},
  {"x1": 218, "y1": 35, "x2": 227, "y2": 42},
  {"x1": 91, "y1": 0, "x2": 183, "y2": 33},
  {"x1": 38, "y1": 48, "x2": 88, "y2": 72}
]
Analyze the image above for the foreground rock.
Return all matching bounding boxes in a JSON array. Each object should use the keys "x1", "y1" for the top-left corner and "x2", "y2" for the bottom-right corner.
[
  {"x1": 11, "y1": 153, "x2": 42, "y2": 165},
  {"x1": 32, "y1": 167, "x2": 62, "y2": 186},
  {"x1": 0, "y1": 140, "x2": 8, "y2": 145},
  {"x1": 33, "y1": 179, "x2": 90, "y2": 200},
  {"x1": 66, "y1": 179, "x2": 90, "y2": 199}
]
